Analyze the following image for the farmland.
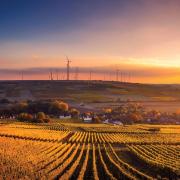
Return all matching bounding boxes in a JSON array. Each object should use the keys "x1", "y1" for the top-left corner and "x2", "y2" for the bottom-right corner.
[
  {"x1": 1, "y1": 80, "x2": 180, "y2": 113},
  {"x1": 0, "y1": 121, "x2": 179, "y2": 179}
]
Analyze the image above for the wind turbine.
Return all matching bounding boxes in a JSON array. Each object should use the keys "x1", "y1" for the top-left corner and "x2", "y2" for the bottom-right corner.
[{"x1": 66, "y1": 56, "x2": 71, "y2": 80}]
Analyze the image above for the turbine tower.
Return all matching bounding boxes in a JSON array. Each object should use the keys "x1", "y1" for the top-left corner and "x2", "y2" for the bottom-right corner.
[
  {"x1": 21, "y1": 71, "x2": 24, "y2": 80},
  {"x1": 89, "y1": 70, "x2": 92, "y2": 81},
  {"x1": 66, "y1": 56, "x2": 71, "y2": 80},
  {"x1": 56, "y1": 69, "x2": 59, "y2": 80},
  {"x1": 116, "y1": 69, "x2": 119, "y2": 81},
  {"x1": 50, "y1": 70, "x2": 53, "y2": 81}
]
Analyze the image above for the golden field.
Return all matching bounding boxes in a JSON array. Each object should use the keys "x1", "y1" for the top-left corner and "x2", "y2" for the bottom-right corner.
[{"x1": 0, "y1": 121, "x2": 180, "y2": 179}]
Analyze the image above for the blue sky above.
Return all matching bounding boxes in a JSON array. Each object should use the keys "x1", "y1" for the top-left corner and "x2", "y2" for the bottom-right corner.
[{"x1": 0, "y1": 0, "x2": 129, "y2": 41}]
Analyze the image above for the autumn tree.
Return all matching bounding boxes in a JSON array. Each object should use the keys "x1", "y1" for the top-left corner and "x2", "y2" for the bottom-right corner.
[
  {"x1": 70, "y1": 108, "x2": 80, "y2": 118},
  {"x1": 14, "y1": 102, "x2": 28, "y2": 113},
  {"x1": 49, "y1": 100, "x2": 69, "y2": 115},
  {"x1": 18, "y1": 113, "x2": 33, "y2": 122},
  {"x1": 128, "y1": 112, "x2": 143, "y2": 123},
  {"x1": 37, "y1": 112, "x2": 46, "y2": 120}
]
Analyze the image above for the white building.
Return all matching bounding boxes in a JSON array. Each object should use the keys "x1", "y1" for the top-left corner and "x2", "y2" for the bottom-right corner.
[
  {"x1": 83, "y1": 116, "x2": 92, "y2": 123},
  {"x1": 103, "y1": 119, "x2": 109, "y2": 124},
  {"x1": 112, "y1": 121, "x2": 123, "y2": 125},
  {"x1": 59, "y1": 115, "x2": 71, "y2": 119}
]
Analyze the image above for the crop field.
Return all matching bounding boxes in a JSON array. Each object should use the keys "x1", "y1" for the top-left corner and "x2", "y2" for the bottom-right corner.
[{"x1": 0, "y1": 122, "x2": 180, "y2": 179}]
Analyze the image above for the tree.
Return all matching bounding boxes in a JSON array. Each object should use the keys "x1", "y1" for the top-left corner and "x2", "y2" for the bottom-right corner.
[
  {"x1": 0, "y1": 98, "x2": 10, "y2": 104},
  {"x1": 70, "y1": 108, "x2": 80, "y2": 118},
  {"x1": 37, "y1": 112, "x2": 46, "y2": 120},
  {"x1": 43, "y1": 118, "x2": 51, "y2": 123},
  {"x1": 27, "y1": 101, "x2": 51, "y2": 114},
  {"x1": 14, "y1": 102, "x2": 28, "y2": 113},
  {"x1": 103, "y1": 108, "x2": 112, "y2": 114},
  {"x1": 18, "y1": 113, "x2": 33, "y2": 122},
  {"x1": 49, "y1": 100, "x2": 69, "y2": 115},
  {"x1": 128, "y1": 113, "x2": 143, "y2": 123},
  {"x1": 92, "y1": 116, "x2": 101, "y2": 123},
  {"x1": 59, "y1": 101, "x2": 69, "y2": 111}
]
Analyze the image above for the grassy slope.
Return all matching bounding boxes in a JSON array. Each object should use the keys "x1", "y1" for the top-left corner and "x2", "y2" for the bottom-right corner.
[
  {"x1": 1, "y1": 80, "x2": 180, "y2": 101},
  {"x1": 1, "y1": 80, "x2": 180, "y2": 112}
]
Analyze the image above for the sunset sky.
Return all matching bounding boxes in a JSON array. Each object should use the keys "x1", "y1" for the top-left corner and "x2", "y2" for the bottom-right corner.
[{"x1": 1, "y1": 0, "x2": 180, "y2": 83}]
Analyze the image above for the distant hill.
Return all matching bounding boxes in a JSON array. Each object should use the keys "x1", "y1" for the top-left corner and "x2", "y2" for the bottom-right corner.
[{"x1": 1, "y1": 80, "x2": 180, "y2": 112}]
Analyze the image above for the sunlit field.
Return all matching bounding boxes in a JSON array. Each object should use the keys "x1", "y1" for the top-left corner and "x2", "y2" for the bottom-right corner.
[{"x1": 0, "y1": 121, "x2": 179, "y2": 179}]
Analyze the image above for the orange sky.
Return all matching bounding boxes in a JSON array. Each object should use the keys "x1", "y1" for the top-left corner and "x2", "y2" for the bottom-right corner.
[
  {"x1": 1, "y1": 63, "x2": 180, "y2": 84},
  {"x1": 1, "y1": 1, "x2": 180, "y2": 83}
]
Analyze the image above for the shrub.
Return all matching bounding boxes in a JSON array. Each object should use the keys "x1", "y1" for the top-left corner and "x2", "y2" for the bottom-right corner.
[
  {"x1": 70, "y1": 108, "x2": 80, "y2": 118},
  {"x1": 0, "y1": 98, "x2": 10, "y2": 104},
  {"x1": 103, "y1": 108, "x2": 112, "y2": 114},
  {"x1": 43, "y1": 118, "x2": 51, "y2": 123},
  {"x1": 92, "y1": 116, "x2": 101, "y2": 123},
  {"x1": 14, "y1": 102, "x2": 29, "y2": 113},
  {"x1": 18, "y1": 113, "x2": 33, "y2": 122},
  {"x1": 34, "y1": 112, "x2": 51, "y2": 123},
  {"x1": 128, "y1": 113, "x2": 143, "y2": 123},
  {"x1": 59, "y1": 101, "x2": 69, "y2": 111},
  {"x1": 37, "y1": 112, "x2": 46, "y2": 120},
  {"x1": 35, "y1": 118, "x2": 45, "y2": 123}
]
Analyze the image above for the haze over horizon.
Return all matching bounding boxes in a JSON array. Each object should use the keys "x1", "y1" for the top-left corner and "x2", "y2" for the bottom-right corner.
[{"x1": 1, "y1": 0, "x2": 180, "y2": 83}]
